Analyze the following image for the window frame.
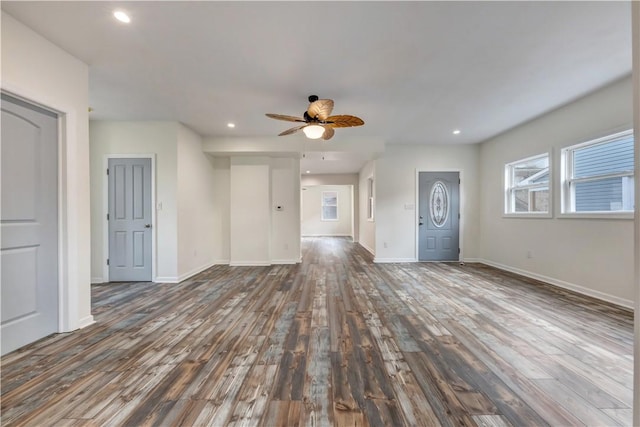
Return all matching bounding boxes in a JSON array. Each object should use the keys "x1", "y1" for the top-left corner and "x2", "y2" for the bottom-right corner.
[
  {"x1": 321, "y1": 190, "x2": 339, "y2": 221},
  {"x1": 560, "y1": 129, "x2": 634, "y2": 219},
  {"x1": 504, "y1": 152, "x2": 552, "y2": 218}
]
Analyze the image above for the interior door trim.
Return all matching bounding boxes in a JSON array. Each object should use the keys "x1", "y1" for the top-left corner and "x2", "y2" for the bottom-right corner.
[
  {"x1": 414, "y1": 168, "x2": 465, "y2": 262},
  {"x1": 102, "y1": 154, "x2": 156, "y2": 283}
]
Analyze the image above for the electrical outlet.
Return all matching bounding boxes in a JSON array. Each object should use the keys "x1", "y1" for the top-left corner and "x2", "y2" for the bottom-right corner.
[
  {"x1": 383, "y1": 242, "x2": 388, "y2": 248},
  {"x1": 526, "y1": 250, "x2": 532, "y2": 259}
]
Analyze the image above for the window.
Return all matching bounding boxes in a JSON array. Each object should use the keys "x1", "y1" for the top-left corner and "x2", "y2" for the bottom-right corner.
[
  {"x1": 505, "y1": 153, "x2": 550, "y2": 215},
  {"x1": 561, "y1": 129, "x2": 633, "y2": 214},
  {"x1": 321, "y1": 191, "x2": 338, "y2": 221},
  {"x1": 367, "y1": 177, "x2": 374, "y2": 220}
]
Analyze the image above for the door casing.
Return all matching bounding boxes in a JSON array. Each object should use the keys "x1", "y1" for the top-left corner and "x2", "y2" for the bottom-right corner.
[
  {"x1": 415, "y1": 169, "x2": 465, "y2": 261},
  {"x1": 102, "y1": 154, "x2": 156, "y2": 283}
]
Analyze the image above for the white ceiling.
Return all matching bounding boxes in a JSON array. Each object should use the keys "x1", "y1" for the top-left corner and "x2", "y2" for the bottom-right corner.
[{"x1": 1, "y1": 1, "x2": 632, "y2": 174}]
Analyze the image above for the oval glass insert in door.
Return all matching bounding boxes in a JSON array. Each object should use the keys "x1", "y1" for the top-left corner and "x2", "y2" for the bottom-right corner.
[{"x1": 429, "y1": 181, "x2": 449, "y2": 227}]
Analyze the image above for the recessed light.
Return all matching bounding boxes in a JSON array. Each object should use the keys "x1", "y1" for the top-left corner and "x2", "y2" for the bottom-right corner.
[
  {"x1": 453, "y1": 129, "x2": 461, "y2": 135},
  {"x1": 227, "y1": 123, "x2": 235, "y2": 128},
  {"x1": 113, "y1": 11, "x2": 131, "y2": 23},
  {"x1": 306, "y1": 170, "x2": 311, "y2": 174}
]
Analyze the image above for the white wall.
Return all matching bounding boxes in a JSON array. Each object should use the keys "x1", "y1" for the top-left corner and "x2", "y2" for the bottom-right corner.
[
  {"x1": 89, "y1": 121, "x2": 179, "y2": 282},
  {"x1": 358, "y1": 161, "x2": 376, "y2": 254},
  {"x1": 1, "y1": 12, "x2": 93, "y2": 329},
  {"x1": 479, "y1": 76, "x2": 634, "y2": 307},
  {"x1": 301, "y1": 174, "x2": 359, "y2": 242},
  {"x1": 229, "y1": 158, "x2": 271, "y2": 265},
  {"x1": 177, "y1": 124, "x2": 217, "y2": 280},
  {"x1": 272, "y1": 158, "x2": 301, "y2": 263},
  {"x1": 301, "y1": 185, "x2": 353, "y2": 237},
  {"x1": 211, "y1": 157, "x2": 231, "y2": 263},
  {"x1": 374, "y1": 144, "x2": 481, "y2": 262}
]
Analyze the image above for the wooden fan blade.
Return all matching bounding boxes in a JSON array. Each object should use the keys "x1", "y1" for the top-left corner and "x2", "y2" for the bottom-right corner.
[
  {"x1": 325, "y1": 115, "x2": 365, "y2": 128},
  {"x1": 307, "y1": 99, "x2": 334, "y2": 121},
  {"x1": 266, "y1": 113, "x2": 306, "y2": 122},
  {"x1": 278, "y1": 125, "x2": 307, "y2": 136},
  {"x1": 322, "y1": 126, "x2": 335, "y2": 140}
]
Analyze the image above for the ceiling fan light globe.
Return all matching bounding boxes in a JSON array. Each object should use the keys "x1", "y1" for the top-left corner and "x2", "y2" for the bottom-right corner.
[{"x1": 303, "y1": 125, "x2": 325, "y2": 139}]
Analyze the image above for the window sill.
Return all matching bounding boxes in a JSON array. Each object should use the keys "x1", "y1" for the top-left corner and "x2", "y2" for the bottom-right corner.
[
  {"x1": 503, "y1": 212, "x2": 552, "y2": 219},
  {"x1": 558, "y1": 212, "x2": 633, "y2": 220}
]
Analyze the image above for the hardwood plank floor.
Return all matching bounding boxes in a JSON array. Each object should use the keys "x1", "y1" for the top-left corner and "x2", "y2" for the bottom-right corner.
[{"x1": 1, "y1": 237, "x2": 633, "y2": 426}]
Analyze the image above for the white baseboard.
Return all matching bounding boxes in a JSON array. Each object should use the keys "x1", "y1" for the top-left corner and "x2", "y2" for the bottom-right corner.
[
  {"x1": 358, "y1": 241, "x2": 375, "y2": 256},
  {"x1": 302, "y1": 234, "x2": 353, "y2": 237},
  {"x1": 229, "y1": 261, "x2": 271, "y2": 267},
  {"x1": 213, "y1": 259, "x2": 300, "y2": 266},
  {"x1": 78, "y1": 315, "x2": 95, "y2": 329},
  {"x1": 91, "y1": 277, "x2": 104, "y2": 284},
  {"x1": 177, "y1": 261, "x2": 216, "y2": 282},
  {"x1": 154, "y1": 276, "x2": 180, "y2": 283},
  {"x1": 478, "y1": 259, "x2": 633, "y2": 310},
  {"x1": 374, "y1": 258, "x2": 417, "y2": 263}
]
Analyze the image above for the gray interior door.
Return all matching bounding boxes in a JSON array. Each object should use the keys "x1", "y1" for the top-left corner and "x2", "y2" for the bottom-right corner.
[
  {"x1": 1, "y1": 94, "x2": 59, "y2": 355},
  {"x1": 418, "y1": 172, "x2": 460, "y2": 261},
  {"x1": 108, "y1": 158, "x2": 152, "y2": 282}
]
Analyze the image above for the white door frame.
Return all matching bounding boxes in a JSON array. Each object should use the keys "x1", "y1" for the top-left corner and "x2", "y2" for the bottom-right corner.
[
  {"x1": 1, "y1": 86, "x2": 82, "y2": 332},
  {"x1": 414, "y1": 168, "x2": 465, "y2": 262},
  {"x1": 102, "y1": 154, "x2": 157, "y2": 283}
]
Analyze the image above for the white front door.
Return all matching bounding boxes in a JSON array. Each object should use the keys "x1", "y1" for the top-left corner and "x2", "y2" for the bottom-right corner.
[{"x1": 1, "y1": 94, "x2": 59, "y2": 355}]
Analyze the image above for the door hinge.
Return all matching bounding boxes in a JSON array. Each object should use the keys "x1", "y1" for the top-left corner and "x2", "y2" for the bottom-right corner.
[
  {"x1": 107, "y1": 258, "x2": 110, "y2": 266},
  {"x1": 458, "y1": 213, "x2": 461, "y2": 219},
  {"x1": 459, "y1": 178, "x2": 461, "y2": 184},
  {"x1": 106, "y1": 168, "x2": 109, "y2": 175},
  {"x1": 107, "y1": 213, "x2": 110, "y2": 220},
  {"x1": 458, "y1": 248, "x2": 460, "y2": 254}
]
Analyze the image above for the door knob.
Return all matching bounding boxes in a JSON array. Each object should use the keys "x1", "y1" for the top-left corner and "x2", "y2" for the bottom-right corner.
[
  {"x1": 419, "y1": 222, "x2": 424, "y2": 226},
  {"x1": 144, "y1": 224, "x2": 152, "y2": 228}
]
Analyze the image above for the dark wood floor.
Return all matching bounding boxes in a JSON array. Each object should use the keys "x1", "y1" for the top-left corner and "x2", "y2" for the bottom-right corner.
[{"x1": 1, "y1": 237, "x2": 633, "y2": 426}]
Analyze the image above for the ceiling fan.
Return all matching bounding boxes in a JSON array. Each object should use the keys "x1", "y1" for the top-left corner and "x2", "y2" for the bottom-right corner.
[{"x1": 266, "y1": 95, "x2": 364, "y2": 140}]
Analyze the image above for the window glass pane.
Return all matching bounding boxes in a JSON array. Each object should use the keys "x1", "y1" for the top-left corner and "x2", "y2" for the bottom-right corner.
[
  {"x1": 514, "y1": 189, "x2": 529, "y2": 212},
  {"x1": 321, "y1": 191, "x2": 338, "y2": 220},
  {"x1": 322, "y1": 206, "x2": 337, "y2": 220},
  {"x1": 512, "y1": 156, "x2": 549, "y2": 187},
  {"x1": 575, "y1": 177, "x2": 634, "y2": 211},
  {"x1": 531, "y1": 189, "x2": 549, "y2": 212},
  {"x1": 573, "y1": 136, "x2": 633, "y2": 178},
  {"x1": 322, "y1": 192, "x2": 337, "y2": 206},
  {"x1": 506, "y1": 153, "x2": 550, "y2": 214}
]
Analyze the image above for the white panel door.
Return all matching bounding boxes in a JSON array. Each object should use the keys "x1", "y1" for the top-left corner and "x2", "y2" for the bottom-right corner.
[
  {"x1": 108, "y1": 158, "x2": 152, "y2": 281},
  {"x1": 1, "y1": 94, "x2": 59, "y2": 355}
]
